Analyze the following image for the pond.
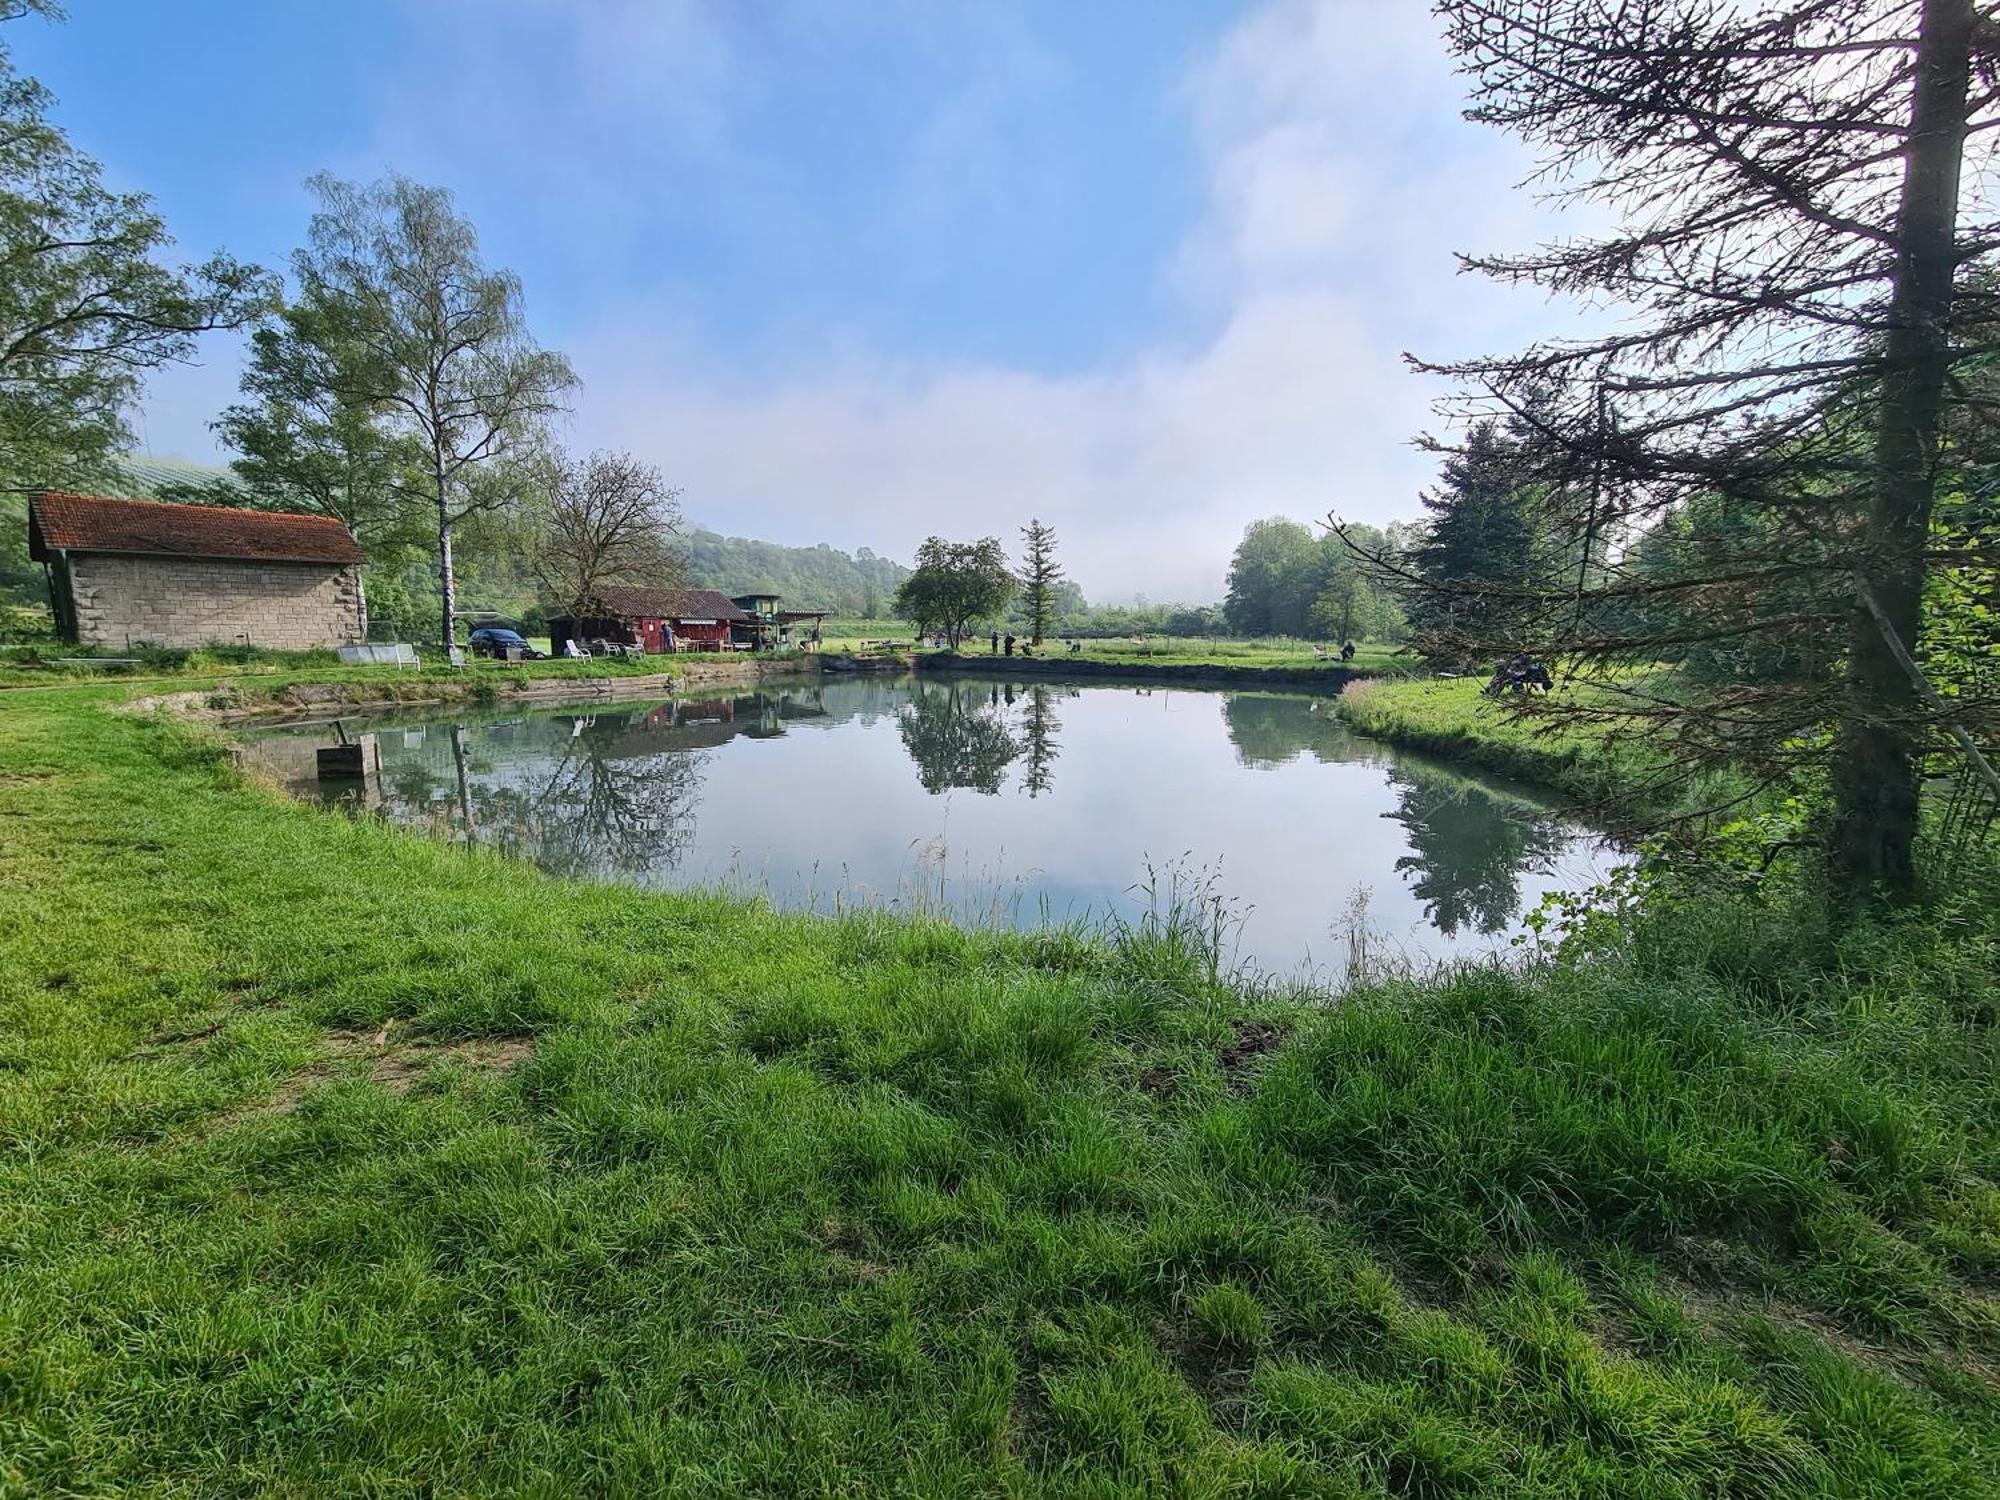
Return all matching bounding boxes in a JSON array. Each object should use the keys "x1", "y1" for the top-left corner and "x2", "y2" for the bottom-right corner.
[{"x1": 244, "y1": 674, "x2": 1611, "y2": 979}]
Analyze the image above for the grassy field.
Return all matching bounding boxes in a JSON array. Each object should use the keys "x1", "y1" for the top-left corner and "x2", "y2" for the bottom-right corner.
[
  {"x1": 2, "y1": 675, "x2": 1996, "y2": 1495},
  {"x1": 817, "y1": 622, "x2": 1416, "y2": 677},
  {"x1": 0, "y1": 641, "x2": 808, "y2": 700},
  {"x1": 1335, "y1": 676, "x2": 1757, "y2": 830}
]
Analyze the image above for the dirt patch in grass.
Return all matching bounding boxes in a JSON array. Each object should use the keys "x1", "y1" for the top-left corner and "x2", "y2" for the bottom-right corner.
[
  {"x1": 815, "y1": 1217, "x2": 893, "y2": 1285},
  {"x1": 1218, "y1": 1017, "x2": 1289, "y2": 1093},
  {"x1": 1156, "y1": 1318, "x2": 1257, "y2": 1430},
  {"x1": 246, "y1": 1025, "x2": 534, "y2": 1118},
  {"x1": 1006, "y1": 1371, "x2": 1052, "y2": 1474},
  {"x1": 1673, "y1": 1276, "x2": 1999, "y2": 1392}
]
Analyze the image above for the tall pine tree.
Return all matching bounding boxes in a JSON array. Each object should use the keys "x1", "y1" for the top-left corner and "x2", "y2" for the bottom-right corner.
[
  {"x1": 1018, "y1": 519, "x2": 1063, "y2": 644},
  {"x1": 1404, "y1": 420, "x2": 1536, "y2": 664},
  {"x1": 1411, "y1": 0, "x2": 1997, "y2": 898}
]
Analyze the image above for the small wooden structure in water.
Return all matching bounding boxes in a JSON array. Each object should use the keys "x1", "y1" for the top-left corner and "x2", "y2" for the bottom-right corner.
[{"x1": 315, "y1": 723, "x2": 382, "y2": 780}]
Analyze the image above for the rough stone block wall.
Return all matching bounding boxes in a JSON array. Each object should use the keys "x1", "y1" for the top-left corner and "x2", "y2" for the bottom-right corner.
[{"x1": 68, "y1": 555, "x2": 367, "y2": 651}]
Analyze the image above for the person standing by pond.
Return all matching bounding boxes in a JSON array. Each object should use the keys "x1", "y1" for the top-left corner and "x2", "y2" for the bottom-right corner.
[
  {"x1": 1004, "y1": 633, "x2": 1015, "y2": 657},
  {"x1": 991, "y1": 631, "x2": 999, "y2": 654}
]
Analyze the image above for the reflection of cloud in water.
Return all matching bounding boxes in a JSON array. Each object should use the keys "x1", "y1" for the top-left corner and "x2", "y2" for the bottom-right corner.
[{"x1": 243, "y1": 677, "x2": 1607, "y2": 974}]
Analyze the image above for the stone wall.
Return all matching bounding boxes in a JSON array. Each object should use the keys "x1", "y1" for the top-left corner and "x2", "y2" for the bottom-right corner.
[{"x1": 67, "y1": 554, "x2": 367, "y2": 651}]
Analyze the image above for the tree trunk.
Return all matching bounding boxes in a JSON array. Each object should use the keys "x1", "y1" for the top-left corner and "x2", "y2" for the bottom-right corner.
[
  {"x1": 1829, "y1": 0, "x2": 1974, "y2": 899},
  {"x1": 435, "y1": 460, "x2": 457, "y2": 655},
  {"x1": 451, "y1": 724, "x2": 477, "y2": 843}
]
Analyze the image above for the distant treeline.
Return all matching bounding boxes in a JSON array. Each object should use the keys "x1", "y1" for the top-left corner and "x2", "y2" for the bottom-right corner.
[
  {"x1": 1222, "y1": 519, "x2": 1408, "y2": 642},
  {"x1": 682, "y1": 529, "x2": 910, "y2": 616}
]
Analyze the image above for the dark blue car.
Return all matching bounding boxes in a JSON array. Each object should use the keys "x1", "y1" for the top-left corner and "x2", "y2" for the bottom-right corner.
[{"x1": 467, "y1": 627, "x2": 547, "y2": 660}]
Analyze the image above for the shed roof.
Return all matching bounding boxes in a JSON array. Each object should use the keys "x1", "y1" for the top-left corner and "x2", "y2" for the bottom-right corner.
[
  {"x1": 570, "y1": 586, "x2": 753, "y2": 623},
  {"x1": 27, "y1": 491, "x2": 363, "y2": 565}
]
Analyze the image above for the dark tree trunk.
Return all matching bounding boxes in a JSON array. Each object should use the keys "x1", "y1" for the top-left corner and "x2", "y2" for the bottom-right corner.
[{"x1": 1830, "y1": 0, "x2": 1975, "y2": 899}]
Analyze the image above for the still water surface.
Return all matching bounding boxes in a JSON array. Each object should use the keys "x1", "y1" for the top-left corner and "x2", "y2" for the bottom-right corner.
[{"x1": 246, "y1": 675, "x2": 1609, "y2": 977}]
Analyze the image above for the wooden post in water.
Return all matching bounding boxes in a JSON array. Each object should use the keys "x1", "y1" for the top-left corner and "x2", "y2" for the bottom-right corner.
[{"x1": 316, "y1": 725, "x2": 382, "y2": 781}]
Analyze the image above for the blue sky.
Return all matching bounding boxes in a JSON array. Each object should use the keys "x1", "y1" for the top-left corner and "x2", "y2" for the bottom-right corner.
[{"x1": 14, "y1": 1, "x2": 1570, "y2": 600}]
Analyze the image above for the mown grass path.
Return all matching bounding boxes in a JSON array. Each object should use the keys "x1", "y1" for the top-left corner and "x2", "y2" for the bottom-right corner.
[{"x1": 1, "y1": 682, "x2": 1995, "y2": 1495}]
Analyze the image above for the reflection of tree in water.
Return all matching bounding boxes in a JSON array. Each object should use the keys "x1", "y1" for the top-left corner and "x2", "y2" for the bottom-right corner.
[
  {"x1": 1383, "y1": 764, "x2": 1574, "y2": 937},
  {"x1": 898, "y1": 680, "x2": 1021, "y2": 794},
  {"x1": 1221, "y1": 693, "x2": 1353, "y2": 768},
  {"x1": 445, "y1": 711, "x2": 708, "y2": 877},
  {"x1": 1020, "y1": 684, "x2": 1064, "y2": 798}
]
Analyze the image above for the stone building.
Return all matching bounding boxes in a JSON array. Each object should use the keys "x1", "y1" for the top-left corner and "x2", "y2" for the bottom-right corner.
[{"x1": 28, "y1": 491, "x2": 367, "y2": 650}]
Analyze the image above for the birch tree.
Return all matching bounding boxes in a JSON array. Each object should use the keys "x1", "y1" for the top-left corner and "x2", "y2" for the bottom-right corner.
[
  {"x1": 293, "y1": 173, "x2": 573, "y2": 650},
  {"x1": 214, "y1": 301, "x2": 426, "y2": 545}
]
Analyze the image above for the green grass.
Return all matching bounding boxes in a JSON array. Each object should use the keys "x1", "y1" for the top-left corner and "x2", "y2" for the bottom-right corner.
[
  {"x1": 1005, "y1": 636, "x2": 1411, "y2": 675},
  {"x1": 1, "y1": 676, "x2": 1995, "y2": 1495},
  {"x1": 1336, "y1": 676, "x2": 1754, "y2": 828},
  {"x1": 817, "y1": 625, "x2": 1415, "y2": 677},
  {"x1": 0, "y1": 641, "x2": 801, "y2": 700}
]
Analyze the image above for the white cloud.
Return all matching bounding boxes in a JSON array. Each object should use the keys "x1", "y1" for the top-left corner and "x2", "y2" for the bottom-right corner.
[
  {"x1": 134, "y1": 0, "x2": 1580, "y2": 603},
  {"x1": 559, "y1": 0, "x2": 1571, "y2": 601}
]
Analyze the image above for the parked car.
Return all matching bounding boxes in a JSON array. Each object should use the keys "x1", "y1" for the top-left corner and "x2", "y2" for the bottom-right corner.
[{"x1": 467, "y1": 627, "x2": 546, "y2": 660}]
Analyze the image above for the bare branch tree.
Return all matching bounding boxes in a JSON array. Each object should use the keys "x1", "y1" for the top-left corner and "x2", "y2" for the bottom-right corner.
[{"x1": 530, "y1": 450, "x2": 685, "y2": 618}]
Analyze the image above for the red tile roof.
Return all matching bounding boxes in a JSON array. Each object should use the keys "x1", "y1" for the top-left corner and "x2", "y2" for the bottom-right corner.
[
  {"x1": 27, "y1": 491, "x2": 364, "y2": 565},
  {"x1": 566, "y1": 586, "x2": 753, "y2": 623}
]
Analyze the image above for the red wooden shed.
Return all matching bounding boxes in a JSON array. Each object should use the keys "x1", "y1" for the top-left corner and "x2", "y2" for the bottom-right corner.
[{"x1": 548, "y1": 586, "x2": 752, "y2": 656}]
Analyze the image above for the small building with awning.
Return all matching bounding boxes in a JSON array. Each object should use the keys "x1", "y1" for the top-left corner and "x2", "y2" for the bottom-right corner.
[
  {"x1": 778, "y1": 609, "x2": 829, "y2": 647},
  {"x1": 547, "y1": 586, "x2": 752, "y2": 655}
]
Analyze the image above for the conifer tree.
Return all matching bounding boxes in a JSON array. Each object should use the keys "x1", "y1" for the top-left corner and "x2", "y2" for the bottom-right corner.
[
  {"x1": 1402, "y1": 420, "x2": 1537, "y2": 663},
  {"x1": 1385, "y1": 0, "x2": 1997, "y2": 896},
  {"x1": 1018, "y1": 519, "x2": 1064, "y2": 644}
]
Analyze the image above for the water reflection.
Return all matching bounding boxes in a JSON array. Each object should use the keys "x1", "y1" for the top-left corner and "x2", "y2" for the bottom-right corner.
[
  {"x1": 245, "y1": 676, "x2": 1605, "y2": 970},
  {"x1": 1020, "y1": 684, "x2": 1061, "y2": 799},
  {"x1": 1221, "y1": 691, "x2": 1352, "y2": 768},
  {"x1": 897, "y1": 679, "x2": 1021, "y2": 793},
  {"x1": 467, "y1": 715, "x2": 707, "y2": 877},
  {"x1": 1219, "y1": 690, "x2": 1577, "y2": 940},
  {"x1": 890, "y1": 678, "x2": 1074, "y2": 797},
  {"x1": 1382, "y1": 767, "x2": 1575, "y2": 937}
]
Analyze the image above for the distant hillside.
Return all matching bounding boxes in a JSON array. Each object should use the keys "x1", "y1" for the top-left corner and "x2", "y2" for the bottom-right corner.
[{"x1": 683, "y1": 528, "x2": 908, "y2": 615}]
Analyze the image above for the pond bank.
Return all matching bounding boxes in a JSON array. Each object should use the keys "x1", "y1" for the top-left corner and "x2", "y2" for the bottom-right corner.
[
  {"x1": 1334, "y1": 675, "x2": 1747, "y2": 829},
  {"x1": 913, "y1": 650, "x2": 1372, "y2": 689},
  {"x1": 138, "y1": 652, "x2": 823, "y2": 723}
]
